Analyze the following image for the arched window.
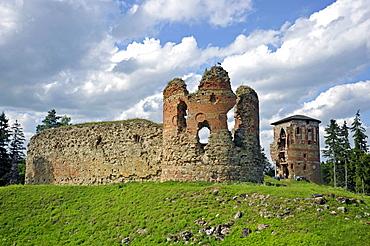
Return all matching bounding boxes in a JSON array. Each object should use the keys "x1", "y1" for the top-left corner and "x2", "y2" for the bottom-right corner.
[
  {"x1": 278, "y1": 128, "x2": 286, "y2": 149},
  {"x1": 198, "y1": 127, "x2": 210, "y2": 144},
  {"x1": 198, "y1": 121, "x2": 211, "y2": 145}
]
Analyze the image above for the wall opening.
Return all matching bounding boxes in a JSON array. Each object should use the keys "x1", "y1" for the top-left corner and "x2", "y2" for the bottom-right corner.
[
  {"x1": 198, "y1": 120, "x2": 210, "y2": 145},
  {"x1": 278, "y1": 128, "x2": 286, "y2": 149},
  {"x1": 134, "y1": 134, "x2": 141, "y2": 143}
]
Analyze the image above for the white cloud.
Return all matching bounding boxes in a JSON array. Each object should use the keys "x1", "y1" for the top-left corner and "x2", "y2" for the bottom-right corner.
[
  {"x1": 112, "y1": 0, "x2": 253, "y2": 38},
  {"x1": 292, "y1": 81, "x2": 370, "y2": 122}
]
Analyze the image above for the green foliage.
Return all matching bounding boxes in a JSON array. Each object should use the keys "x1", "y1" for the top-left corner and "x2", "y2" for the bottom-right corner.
[
  {"x1": 0, "y1": 112, "x2": 11, "y2": 186},
  {"x1": 36, "y1": 109, "x2": 71, "y2": 133},
  {"x1": 75, "y1": 118, "x2": 162, "y2": 128},
  {"x1": 261, "y1": 147, "x2": 274, "y2": 176},
  {"x1": 0, "y1": 179, "x2": 369, "y2": 245},
  {"x1": 8, "y1": 120, "x2": 26, "y2": 185},
  {"x1": 323, "y1": 110, "x2": 370, "y2": 194}
]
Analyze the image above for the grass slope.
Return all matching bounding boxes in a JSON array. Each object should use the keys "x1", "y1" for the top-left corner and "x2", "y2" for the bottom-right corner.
[{"x1": 0, "y1": 177, "x2": 369, "y2": 245}]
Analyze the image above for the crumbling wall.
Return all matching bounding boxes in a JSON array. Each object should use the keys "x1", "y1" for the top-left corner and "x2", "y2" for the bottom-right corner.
[
  {"x1": 26, "y1": 66, "x2": 264, "y2": 185},
  {"x1": 161, "y1": 66, "x2": 263, "y2": 183},
  {"x1": 26, "y1": 119, "x2": 163, "y2": 185},
  {"x1": 270, "y1": 117, "x2": 321, "y2": 184}
]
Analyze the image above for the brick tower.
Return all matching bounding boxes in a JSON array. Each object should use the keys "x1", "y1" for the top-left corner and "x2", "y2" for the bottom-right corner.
[
  {"x1": 161, "y1": 66, "x2": 263, "y2": 183},
  {"x1": 270, "y1": 115, "x2": 322, "y2": 184}
]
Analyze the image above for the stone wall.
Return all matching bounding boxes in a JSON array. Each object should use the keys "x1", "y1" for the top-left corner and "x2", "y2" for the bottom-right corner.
[
  {"x1": 161, "y1": 66, "x2": 263, "y2": 183},
  {"x1": 270, "y1": 115, "x2": 322, "y2": 184},
  {"x1": 26, "y1": 66, "x2": 264, "y2": 185},
  {"x1": 25, "y1": 119, "x2": 163, "y2": 185}
]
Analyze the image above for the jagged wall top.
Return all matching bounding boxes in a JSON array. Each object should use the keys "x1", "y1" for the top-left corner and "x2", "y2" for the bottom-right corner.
[{"x1": 199, "y1": 65, "x2": 232, "y2": 91}]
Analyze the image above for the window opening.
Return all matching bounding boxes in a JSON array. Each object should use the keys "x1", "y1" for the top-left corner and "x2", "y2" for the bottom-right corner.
[
  {"x1": 278, "y1": 128, "x2": 286, "y2": 149},
  {"x1": 296, "y1": 127, "x2": 300, "y2": 135},
  {"x1": 198, "y1": 127, "x2": 210, "y2": 144},
  {"x1": 303, "y1": 164, "x2": 307, "y2": 170},
  {"x1": 198, "y1": 120, "x2": 210, "y2": 145},
  {"x1": 134, "y1": 134, "x2": 141, "y2": 143}
]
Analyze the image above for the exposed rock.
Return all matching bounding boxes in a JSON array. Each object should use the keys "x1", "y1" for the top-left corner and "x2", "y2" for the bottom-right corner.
[
  {"x1": 180, "y1": 231, "x2": 193, "y2": 241},
  {"x1": 121, "y1": 237, "x2": 130, "y2": 244},
  {"x1": 241, "y1": 228, "x2": 252, "y2": 238},
  {"x1": 356, "y1": 215, "x2": 363, "y2": 219},
  {"x1": 315, "y1": 197, "x2": 327, "y2": 205},
  {"x1": 136, "y1": 228, "x2": 146, "y2": 234},
  {"x1": 338, "y1": 207, "x2": 347, "y2": 213},
  {"x1": 311, "y1": 194, "x2": 323, "y2": 198},
  {"x1": 330, "y1": 211, "x2": 337, "y2": 215},
  {"x1": 283, "y1": 208, "x2": 291, "y2": 215},
  {"x1": 234, "y1": 211, "x2": 243, "y2": 219},
  {"x1": 194, "y1": 219, "x2": 206, "y2": 226},
  {"x1": 336, "y1": 197, "x2": 349, "y2": 204},
  {"x1": 327, "y1": 193, "x2": 335, "y2": 198},
  {"x1": 221, "y1": 228, "x2": 231, "y2": 235},
  {"x1": 258, "y1": 224, "x2": 271, "y2": 230},
  {"x1": 317, "y1": 208, "x2": 324, "y2": 212},
  {"x1": 167, "y1": 235, "x2": 180, "y2": 243}
]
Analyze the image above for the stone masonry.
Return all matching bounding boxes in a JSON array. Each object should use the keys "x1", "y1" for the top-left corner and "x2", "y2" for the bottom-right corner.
[
  {"x1": 270, "y1": 115, "x2": 322, "y2": 184},
  {"x1": 26, "y1": 120, "x2": 163, "y2": 185},
  {"x1": 26, "y1": 66, "x2": 263, "y2": 185},
  {"x1": 161, "y1": 66, "x2": 262, "y2": 183}
]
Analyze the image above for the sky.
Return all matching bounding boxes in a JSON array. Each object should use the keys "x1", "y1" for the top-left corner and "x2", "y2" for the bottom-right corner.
[{"x1": 1, "y1": 0, "x2": 370, "y2": 158}]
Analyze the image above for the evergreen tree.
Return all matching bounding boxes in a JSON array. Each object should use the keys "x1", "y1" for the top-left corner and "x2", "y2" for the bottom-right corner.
[
  {"x1": 350, "y1": 110, "x2": 369, "y2": 194},
  {"x1": 338, "y1": 121, "x2": 352, "y2": 190},
  {"x1": 36, "y1": 109, "x2": 71, "y2": 133},
  {"x1": 260, "y1": 147, "x2": 274, "y2": 176},
  {"x1": 0, "y1": 112, "x2": 11, "y2": 186},
  {"x1": 8, "y1": 120, "x2": 26, "y2": 185},
  {"x1": 323, "y1": 119, "x2": 341, "y2": 187}
]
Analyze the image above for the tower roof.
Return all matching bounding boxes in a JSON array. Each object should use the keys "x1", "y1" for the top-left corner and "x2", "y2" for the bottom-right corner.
[{"x1": 271, "y1": 115, "x2": 321, "y2": 125}]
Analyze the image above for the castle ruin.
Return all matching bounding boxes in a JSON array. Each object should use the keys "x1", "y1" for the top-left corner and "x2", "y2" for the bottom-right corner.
[
  {"x1": 270, "y1": 115, "x2": 322, "y2": 184},
  {"x1": 25, "y1": 66, "x2": 263, "y2": 185}
]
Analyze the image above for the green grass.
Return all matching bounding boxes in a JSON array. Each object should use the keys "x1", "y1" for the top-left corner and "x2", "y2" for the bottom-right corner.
[{"x1": 1, "y1": 177, "x2": 369, "y2": 245}]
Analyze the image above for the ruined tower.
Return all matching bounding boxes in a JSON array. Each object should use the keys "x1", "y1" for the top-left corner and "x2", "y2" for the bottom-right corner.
[
  {"x1": 270, "y1": 115, "x2": 322, "y2": 184},
  {"x1": 161, "y1": 66, "x2": 263, "y2": 183}
]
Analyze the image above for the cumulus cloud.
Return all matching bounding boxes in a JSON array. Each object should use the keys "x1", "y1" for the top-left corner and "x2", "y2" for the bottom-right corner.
[
  {"x1": 222, "y1": 0, "x2": 370, "y2": 127},
  {"x1": 292, "y1": 81, "x2": 370, "y2": 122},
  {"x1": 112, "y1": 0, "x2": 253, "y2": 38},
  {"x1": 1, "y1": 0, "x2": 369, "y2": 157}
]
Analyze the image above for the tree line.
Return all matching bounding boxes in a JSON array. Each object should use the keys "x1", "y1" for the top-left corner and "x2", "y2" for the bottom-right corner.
[
  {"x1": 0, "y1": 109, "x2": 71, "y2": 185},
  {"x1": 322, "y1": 110, "x2": 369, "y2": 194}
]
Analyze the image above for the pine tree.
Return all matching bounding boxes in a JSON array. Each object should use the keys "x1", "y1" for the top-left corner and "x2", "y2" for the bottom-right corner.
[
  {"x1": 0, "y1": 112, "x2": 11, "y2": 186},
  {"x1": 338, "y1": 121, "x2": 352, "y2": 190},
  {"x1": 323, "y1": 119, "x2": 341, "y2": 187},
  {"x1": 350, "y1": 110, "x2": 369, "y2": 194},
  {"x1": 8, "y1": 120, "x2": 26, "y2": 185},
  {"x1": 260, "y1": 147, "x2": 274, "y2": 176},
  {"x1": 36, "y1": 109, "x2": 71, "y2": 133}
]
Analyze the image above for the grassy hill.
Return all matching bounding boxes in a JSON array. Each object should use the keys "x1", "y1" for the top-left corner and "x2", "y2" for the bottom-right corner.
[{"x1": 0, "y1": 176, "x2": 369, "y2": 245}]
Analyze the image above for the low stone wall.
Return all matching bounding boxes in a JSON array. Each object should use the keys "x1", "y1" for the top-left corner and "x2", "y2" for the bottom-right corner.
[{"x1": 25, "y1": 119, "x2": 163, "y2": 185}]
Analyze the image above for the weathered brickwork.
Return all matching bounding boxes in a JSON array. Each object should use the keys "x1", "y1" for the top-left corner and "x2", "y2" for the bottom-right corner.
[
  {"x1": 270, "y1": 115, "x2": 322, "y2": 184},
  {"x1": 26, "y1": 120, "x2": 163, "y2": 185},
  {"x1": 26, "y1": 66, "x2": 263, "y2": 185},
  {"x1": 161, "y1": 66, "x2": 263, "y2": 183}
]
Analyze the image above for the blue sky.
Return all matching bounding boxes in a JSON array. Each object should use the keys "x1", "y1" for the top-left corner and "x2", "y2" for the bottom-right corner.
[{"x1": 1, "y1": 0, "x2": 369, "y2": 156}]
